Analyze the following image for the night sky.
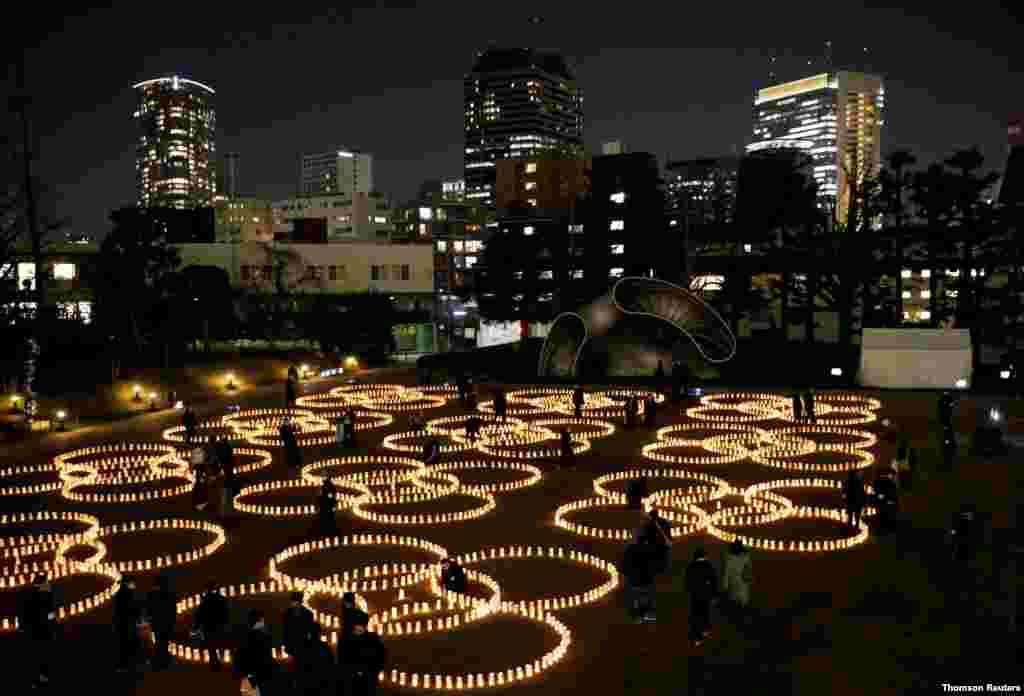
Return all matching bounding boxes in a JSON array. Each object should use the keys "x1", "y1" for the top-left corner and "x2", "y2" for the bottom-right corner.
[{"x1": 6, "y1": 1, "x2": 1021, "y2": 238}]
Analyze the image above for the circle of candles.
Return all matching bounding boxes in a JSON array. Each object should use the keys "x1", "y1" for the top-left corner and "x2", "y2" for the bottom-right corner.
[
  {"x1": 51, "y1": 443, "x2": 193, "y2": 504},
  {"x1": 234, "y1": 479, "x2": 372, "y2": 517},
  {"x1": 424, "y1": 460, "x2": 543, "y2": 495}
]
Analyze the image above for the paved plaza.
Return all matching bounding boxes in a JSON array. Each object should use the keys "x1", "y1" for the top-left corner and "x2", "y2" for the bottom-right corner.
[{"x1": 0, "y1": 372, "x2": 1019, "y2": 695}]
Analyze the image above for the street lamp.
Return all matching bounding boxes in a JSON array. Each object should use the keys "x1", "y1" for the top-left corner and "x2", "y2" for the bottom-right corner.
[
  {"x1": 300, "y1": 364, "x2": 309, "y2": 380},
  {"x1": 9, "y1": 396, "x2": 21, "y2": 413},
  {"x1": 55, "y1": 409, "x2": 66, "y2": 431},
  {"x1": 132, "y1": 384, "x2": 143, "y2": 402},
  {"x1": 226, "y1": 373, "x2": 237, "y2": 391},
  {"x1": 148, "y1": 392, "x2": 158, "y2": 411}
]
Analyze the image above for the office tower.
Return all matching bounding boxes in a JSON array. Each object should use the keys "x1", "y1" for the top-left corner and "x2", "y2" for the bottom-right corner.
[
  {"x1": 134, "y1": 75, "x2": 217, "y2": 208},
  {"x1": 997, "y1": 116, "x2": 1024, "y2": 206},
  {"x1": 300, "y1": 149, "x2": 373, "y2": 197},
  {"x1": 748, "y1": 71, "x2": 884, "y2": 222},
  {"x1": 464, "y1": 47, "x2": 584, "y2": 207},
  {"x1": 221, "y1": 152, "x2": 240, "y2": 199}
]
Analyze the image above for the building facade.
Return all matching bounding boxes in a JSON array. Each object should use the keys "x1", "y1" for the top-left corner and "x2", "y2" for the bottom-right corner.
[
  {"x1": 4, "y1": 241, "x2": 100, "y2": 323},
  {"x1": 392, "y1": 193, "x2": 490, "y2": 349},
  {"x1": 494, "y1": 157, "x2": 590, "y2": 214},
  {"x1": 133, "y1": 76, "x2": 217, "y2": 208},
  {"x1": 174, "y1": 241, "x2": 432, "y2": 299},
  {"x1": 271, "y1": 192, "x2": 392, "y2": 242},
  {"x1": 215, "y1": 197, "x2": 273, "y2": 243},
  {"x1": 748, "y1": 71, "x2": 884, "y2": 221},
  {"x1": 220, "y1": 152, "x2": 240, "y2": 200},
  {"x1": 464, "y1": 48, "x2": 584, "y2": 207},
  {"x1": 300, "y1": 149, "x2": 373, "y2": 197}
]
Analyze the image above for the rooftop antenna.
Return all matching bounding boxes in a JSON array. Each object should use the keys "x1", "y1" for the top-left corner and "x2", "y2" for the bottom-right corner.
[
  {"x1": 768, "y1": 54, "x2": 777, "y2": 83},
  {"x1": 825, "y1": 40, "x2": 833, "y2": 75}
]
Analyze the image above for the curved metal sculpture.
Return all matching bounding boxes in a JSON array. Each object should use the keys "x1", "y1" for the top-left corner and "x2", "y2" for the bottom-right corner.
[{"x1": 538, "y1": 277, "x2": 736, "y2": 378}]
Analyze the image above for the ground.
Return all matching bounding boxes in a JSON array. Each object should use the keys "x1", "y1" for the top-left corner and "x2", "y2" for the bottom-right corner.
[{"x1": 0, "y1": 372, "x2": 1020, "y2": 695}]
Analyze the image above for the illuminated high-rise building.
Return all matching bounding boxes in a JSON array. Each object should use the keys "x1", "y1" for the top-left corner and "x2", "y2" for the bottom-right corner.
[
  {"x1": 464, "y1": 47, "x2": 584, "y2": 207},
  {"x1": 997, "y1": 115, "x2": 1024, "y2": 206},
  {"x1": 299, "y1": 149, "x2": 373, "y2": 197},
  {"x1": 747, "y1": 71, "x2": 884, "y2": 222},
  {"x1": 134, "y1": 76, "x2": 216, "y2": 208}
]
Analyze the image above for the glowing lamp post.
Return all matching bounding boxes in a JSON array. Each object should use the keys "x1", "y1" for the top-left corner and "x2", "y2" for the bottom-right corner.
[
  {"x1": 226, "y1": 373, "x2": 237, "y2": 391},
  {"x1": 830, "y1": 367, "x2": 843, "y2": 377},
  {"x1": 1000, "y1": 369, "x2": 1011, "y2": 380},
  {"x1": 55, "y1": 410, "x2": 67, "y2": 431},
  {"x1": 132, "y1": 385, "x2": 143, "y2": 403},
  {"x1": 148, "y1": 392, "x2": 158, "y2": 411},
  {"x1": 955, "y1": 378, "x2": 968, "y2": 389}
]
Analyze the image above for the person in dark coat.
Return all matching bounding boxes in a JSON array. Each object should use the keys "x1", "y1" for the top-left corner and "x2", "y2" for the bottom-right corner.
[
  {"x1": 685, "y1": 548, "x2": 718, "y2": 646},
  {"x1": 902, "y1": 447, "x2": 917, "y2": 492},
  {"x1": 938, "y1": 391, "x2": 954, "y2": 428},
  {"x1": 941, "y1": 426, "x2": 957, "y2": 471},
  {"x1": 559, "y1": 427, "x2": 574, "y2": 468},
  {"x1": 340, "y1": 592, "x2": 360, "y2": 641},
  {"x1": 655, "y1": 360, "x2": 665, "y2": 378},
  {"x1": 423, "y1": 438, "x2": 441, "y2": 466},
  {"x1": 296, "y1": 622, "x2": 335, "y2": 696},
  {"x1": 792, "y1": 392, "x2": 803, "y2": 423},
  {"x1": 288, "y1": 364, "x2": 300, "y2": 383},
  {"x1": 643, "y1": 397, "x2": 657, "y2": 428},
  {"x1": 626, "y1": 477, "x2": 648, "y2": 511},
  {"x1": 216, "y1": 435, "x2": 235, "y2": 489},
  {"x1": 283, "y1": 592, "x2": 316, "y2": 690},
  {"x1": 281, "y1": 420, "x2": 302, "y2": 476},
  {"x1": 803, "y1": 389, "x2": 816, "y2": 424},
  {"x1": 235, "y1": 609, "x2": 277, "y2": 695},
  {"x1": 183, "y1": 406, "x2": 198, "y2": 446},
  {"x1": 147, "y1": 573, "x2": 177, "y2": 670},
  {"x1": 18, "y1": 575, "x2": 57, "y2": 688},
  {"x1": 286, "y1": 374, "x2": 298, "y2": 410},
  {"x1": 336, "y1": 610, "x2": 386, "y2": 696},
  {"x1": 113, "y1": 576, "x2": 142, "y2": 671},
  {"x1": 842, "y1": 470, "x2": 867, "y2": 530},
  {"x1": 872, "y1": 469, "x2": 899, "y2": 534},
  {"x1": 440, "y1": 559, "x2": 467, "y2": 594},
  {"x1": 643, "y1": 508, "x2": 673, "y2": 576},
  {"x1": 318, "y1": 479, "x2": 339, "y2": 536},
  {"x1": 494, "y1": 388, "x2": 507, "y2": 422},
  {"x1": 619, "y1": 531, "x2": 658, "y2": 623},
  {"x1": 343, "y1": 407, "x2": 357, "y2": 447},
  {"x1": 572, "y1": 386, "x2": 584, "y2": 418},
  {"x1": 194, "y1": 582, "x2": 229, "y2": 668},
  {"x1": 465, "y1": 415, "x2": 483, "y2": 443}
]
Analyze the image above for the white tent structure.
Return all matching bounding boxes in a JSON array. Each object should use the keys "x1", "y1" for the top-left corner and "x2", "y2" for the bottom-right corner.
[{"x1": 858, "y1": 328, "x2": 973, "y2": 389}]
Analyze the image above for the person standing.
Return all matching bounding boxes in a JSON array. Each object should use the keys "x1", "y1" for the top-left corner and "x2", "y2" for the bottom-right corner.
[
  {"x1": 343, "y1": 408, "x2": 357, "y2": 448},
  {"x1": 619, "y1": 531, "x2": 657, "y2": 623},
  {"x1": 440, "y1": 559, "x2": 467, "y2": 594},
  {"x1": 572, "y1": 386, "x2": 584, "y2": 418},
  {"x1": 189, "y1": 442, "x2": 206, "y2": 477},
  {"x1": 685, "y1": 548, "x2": 718, "y2": 646},
  {"x1": 283, "y1": 592, "x2": 315, "y2": 690},
  {"x1": 872, "y1": 469, "x2": 899, "y2": 534},
  {"x1": 286, "y1": 374, "x2": 298, "y2": 411},
  {"x1": 336, "y1": 611, "x2": 386, "y2": 696},
  {"x1": 791, "y1": 392, "x2": 803, "y2": 424},
  {"x1": 147, "y1": 573, "x2": 177, "y2": 670},
  {"x1": 194, "y1": 582, "x2": 229, "y2": 668},
  {"x1": 423, "y1": 438, "x2": 441, "y2": 466},
  {"x1": 643, "y1": 508, "x2": 673, "y2": 577},
  {"x1": 643, "y1": 397, "x2": 657, "y2": 428},
  {"x1": 720, "y1": 539, "x2": 754, "y2": 626},
  {"x1": 626, "y1": 476, "x2": 648, "y2": 511},
  {"x1": 494, "y1": 388, "x2": 507, "y2": 422},
  {"x1": 183, "y1": 406, "x2": 198, "y2": 447},
  {"x1": 295, "y1": 622, "x2": 334, "y2": 696},
  {"x1": 559, "y1": 427, "x2": 574, "y2": 468},
  {"x1": 941, "y1": 426, "x2": 957, "y2": 472},
  {"x1": 18, "y1": 575, "x2": 57, "y2": 688},
  {"x1": 804, "y1": 389, "x2": 816, "y2": 424},
  {"x1": 339, "y1": 593, "x2": 361, "y2": 641},
  {"x1": 113, "y1": 576, "x2": 142, "y2": 672},
  {"x1": 318, "y1": 479, "x2": 339, "y2": 537},
  {"x1": 842, "y1": 470, "x2": 866, "y2": 530},
  {"x1": 236, "y1": 609, "x2": 277, "y2": 696}
]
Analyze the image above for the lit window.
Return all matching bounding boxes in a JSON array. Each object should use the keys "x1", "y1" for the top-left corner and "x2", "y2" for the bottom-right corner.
[
  {"x1": 465, "y1": 256, "x2": 478, "y2": 268},
  {"x1": 920, "y1": 290, "x2": 931, "y2": 299},
  {"x1": 524, "y1": 226, "x2": 535, "y2": 236},
  {"x1": 524, "y1": 182, "x2": 537, "y2": 191},
  {"x1": 525, "y1": 162, "x2": 537, "y2": 174},
  {"x1": 610, "y1": 244, "x2": 624, "y2": 255},
  {"x1": 902, "y1": 290, "x2": 912, "y2": 299},
  {"x1": 743, "y1": 244, "x2": 752, "y2": 253},
  {"x1": 17, "y1": 262, "x2": 36, "y2": 290},
  {"x1": 610, "y1": 220, "x2": 625, "y2": 231},
  {"x1": 921, "y1": 269, "x2": 931, "y2": 278},
  {"x1": 947, "y1": 290, "x2": 958, "y2": 298},
  {"x1": 610, "y1": 192, "x2": 625, "y2": 204},
  {"x1": 900, "y1": 269, "x2": 912, "y2": 278},
  {"x1": 527, "y1": 199, "x2": 538, "y2": 207},
  {"x1": 903, "y1": 311, "x2": 910, "y2": 320},
  {"x1": 539, "y1": 270, "x2": 553, "y2": 280},
  {"x1": 52, "y1": 263, "x2": 76, "y2": 279},
  {"x1": 436, "y1": 241, "x2": 447, "y2": 252},
  {"x1": 571, "y1": 269, "x2": 583, "y2": 279},
  {"x1": 419, "y1": 223, "x2": 428, "y2": 236},
  {"x1": 946, "y1": 269, "x2": 960, "y2": 277},
  {"x1": 609, "y1": 267, "x2": 625, "y2": 278},
  {"x1": 453, "y1": 241, "x2": 464, "y2": 252},
  {"x1": 418, "y1": 207, "x2": 432, "y2": 221},
  {"x1": 464, "y1": 240, "x2": 483, "y2": 253},
  {"x1": 920, "y1": 310, "x2": 931, "y2": 320}
]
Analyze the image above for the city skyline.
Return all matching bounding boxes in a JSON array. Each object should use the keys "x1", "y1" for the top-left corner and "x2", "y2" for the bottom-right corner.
[{"x1": 5, "y1": 1, "x2": 1019, "y2": 236}]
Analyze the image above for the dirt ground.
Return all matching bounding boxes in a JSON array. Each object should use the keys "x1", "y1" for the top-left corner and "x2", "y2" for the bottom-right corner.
[{"x1": 0, "y1": 374, "x2": 1020, "y2": 695}]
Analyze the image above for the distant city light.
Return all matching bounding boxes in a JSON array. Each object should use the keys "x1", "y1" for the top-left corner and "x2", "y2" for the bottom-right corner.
[
  {"x1": 955, "y1": 378, "x2": 968, "y2": 389},
  {"x1": 830, "y1": 368, "x2": 842, "y2": 376}
]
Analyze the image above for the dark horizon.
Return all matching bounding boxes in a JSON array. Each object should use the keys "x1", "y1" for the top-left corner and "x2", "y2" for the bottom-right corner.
[{"x1": 4, "y1": 1, "x2": 1020, "y2": 237}]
